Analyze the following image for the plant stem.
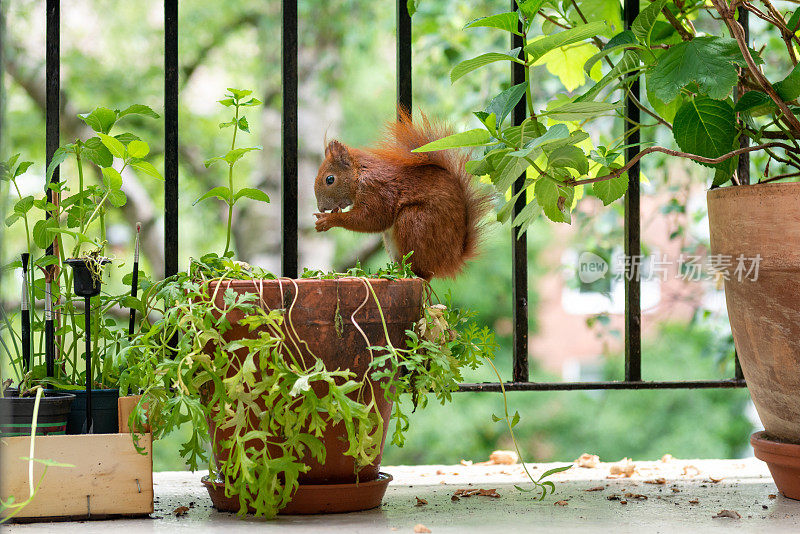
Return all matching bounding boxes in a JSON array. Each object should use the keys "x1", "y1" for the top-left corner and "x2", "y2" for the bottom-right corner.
[{"x1": 223, "y1": 104, "x2": 240, "y2": 256}]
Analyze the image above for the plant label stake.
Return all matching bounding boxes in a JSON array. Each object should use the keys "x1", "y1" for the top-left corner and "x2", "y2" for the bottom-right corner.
[
  {"x1": 21, "y1": 253, "x2": 31, "y2": 372},
  {"x1": 65, "y1": 257, "x2": 110, "y2": 434},
  {"x1": 128, "y1": 222, "x2": 141, "y2": 338},
  {"x1": 45, "y1": 279, "x2": 55, "y2": 378}
]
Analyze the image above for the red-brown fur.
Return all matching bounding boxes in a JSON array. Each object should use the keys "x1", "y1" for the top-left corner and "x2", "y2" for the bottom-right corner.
[{"x1": 313, "y1": 110, "x2": 493, "y2": 280}]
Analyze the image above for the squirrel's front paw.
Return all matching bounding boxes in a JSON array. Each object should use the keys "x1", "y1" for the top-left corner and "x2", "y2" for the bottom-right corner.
[{"x1": 314, "y1": 212, "x2": 335, "y2": 232}]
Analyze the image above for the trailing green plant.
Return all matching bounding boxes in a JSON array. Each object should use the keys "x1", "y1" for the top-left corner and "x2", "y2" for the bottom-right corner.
[
  {"x1": 120, "y1": 256, "x2": 555, "y2": 517},
  {"x1": 412, "y1": 0, "x2": 800, "y2": 229},
  {"x1": 1, "y1": 104, "x2": 163, "y2": 393}
]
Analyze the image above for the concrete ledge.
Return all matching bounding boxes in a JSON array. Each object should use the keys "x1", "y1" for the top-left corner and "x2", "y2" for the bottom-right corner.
[{"x1": 6, "y1": 458, "x2": 800, "y2": 533}]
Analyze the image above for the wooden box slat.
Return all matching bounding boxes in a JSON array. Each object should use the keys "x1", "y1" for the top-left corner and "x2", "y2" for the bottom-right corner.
[{"x1": 0, "y1": 432, "x2": 153, "y2": 519}]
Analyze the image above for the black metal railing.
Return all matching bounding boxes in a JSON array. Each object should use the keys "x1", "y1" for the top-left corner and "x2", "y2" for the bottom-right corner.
[{"x1": 38, "y1": 1, "x2": 746, "y2": 391}]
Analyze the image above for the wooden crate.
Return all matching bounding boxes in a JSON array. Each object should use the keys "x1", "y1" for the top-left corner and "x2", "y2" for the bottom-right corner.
[{"x1": 0, "y1": 396, "x2": 153, "y2": 520}]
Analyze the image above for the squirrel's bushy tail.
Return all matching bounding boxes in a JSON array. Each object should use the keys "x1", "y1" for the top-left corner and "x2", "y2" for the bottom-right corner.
[{"x1": 371, "y1": 109, "x2": 493, "y2": 265}]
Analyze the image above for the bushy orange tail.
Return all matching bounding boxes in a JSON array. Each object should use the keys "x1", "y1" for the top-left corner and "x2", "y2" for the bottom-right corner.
[{"x1": 370, "y1": 109, "x2": 493, "y2": 265}]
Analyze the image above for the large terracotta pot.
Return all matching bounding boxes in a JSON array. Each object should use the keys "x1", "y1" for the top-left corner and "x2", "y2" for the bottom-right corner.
[
  {"x1": 203, "y1": 277, "x2": 423, "y2": 487},
  {"x1": 707, "y1": 183, "x2": 800, "y2": 442}
]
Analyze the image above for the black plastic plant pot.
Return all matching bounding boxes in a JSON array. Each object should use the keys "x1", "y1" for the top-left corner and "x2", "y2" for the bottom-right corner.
[
  {"x1": 64, "y1": 257, "x2": 111, "y2": 297},
  {"x1": 0, "y1": 389, "x2": 75, "y2": 437},
  {"x1": 61, "y1": 388, "x2": 120, "y2": 434}
]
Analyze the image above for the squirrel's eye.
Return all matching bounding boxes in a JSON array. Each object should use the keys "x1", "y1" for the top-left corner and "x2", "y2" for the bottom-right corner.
[{"x1": 325, "y1": 175, "x2": 335, "y2": 185}]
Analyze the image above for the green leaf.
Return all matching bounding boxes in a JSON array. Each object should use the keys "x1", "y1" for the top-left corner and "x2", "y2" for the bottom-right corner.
[
  {"x1": 223, "y1": 147, "x2": 261, "y2": 165},
  {"x1": 524, "y1": 22, "x2": 607, "y2": 63},
  {"x1": 127, "y1": 140, "x2": 149, "y2": 159},
  {"x1": 14, "y1": 196, "x2": 35, "y2": 215},
  {"x1": 107, "y1": 189, "x2": 127, "y2": 207},
  {"x1": 13, "y1": 161, "x2": 34, "y2": 178},
  {"x1": 20, "y1": 457, "x2": 75, "y2": 468},
  {"x1": 774, "y1": 62, "x2": 800, "y2": 102},
  {"x1": 490, "y1": 151, "x2": 530, "y2": 192},
  {"x1": 218, "y1": 98, "x2": 235, "y2": 107},
  {"x1": 539, "y1": 465, "x2": 573, "y2": 478},
  {"x1": 540, "y1": 101, "x2": 620, "y2": 121},
  {"x1": 510, "y1": 410, "x2": 521, "y2": 427},
  {"x1": 237, "y1": 117, "x2": 250, "y2": 133},
  {"x1": 97, "y1": 133, "x2": 126, "y2": 159},
  {"x1": 535, "y1": 178, "x2": 559, "y2": 220},
  {"x1": 82, "y1": 137, "x2": 114, "y2": 168},
  {"x1": 473, "y1": 111, "x2": 497, "y2": 134},
  {"x1": 193, "y1": 186, "x2": 232, "y2": 205},
  {"x1": 46, "y1": 146, "x2": 71, "y2": 180},
  {"x1": 517, "y1": 0, "x2": 547, "y2": 19},
  {"x1": 227, "y1": 88, "x2": 252, "y2": 100},
  {"x1": 101, "y1": 167, "x2": 123, "y2": 191},
  {"x1": 407, "y1": 0, "x2": 420, "y2": 16},
  {"x1": 485, "y1": 82, "x2": 528, "y2": 127},
  {"x1": 584, "y1": 31, "x2": 640, "y2": 76},
  {"x1": 548, "y1": 145, "x2": 588, "y2": 174},
  {"x1": 734, "y1": 90, "x2": 770, "y2": 112},
  {"x1": 413, "y1": 129, "x2": 492, "y2": 152},
  {"x1": 5, "y1": 213, "x2": 20, "y2": 227},
  {"x1": 788, "y1": 9, "x2": 800, "y2": 34},
  {"x1": 577, "y1": 50, "x2": 643, "y2": 102},
  {"x1": 451, "y1": 50, "x2": 523, "y2": 83},
  {"x1": 130, "y1": 160, "x2": 164, "y2": 180},
  {"x1": 631, "y1": 0, "x2": 667, "y2": 47},
  {"x1": 33, "y1": 219, "x2": 58, "y2": 249},
  {"x1": 219, "y1": 120, "x2": 236, "y2": 129},
  {"x1": 78, "y1": 107, "x2": 117, "y2": 134},
  {"x1": 673, "y1": 97, "x2": 736, "y2": 168},
  {"x1": 491, "y1": 413, "x2": 502, "y2": 422},
  {"x1": 117, "y1": 104, "x2": 159, "y2": 119},
  {"x1": 649, "y1": 36, "x2": 757, "y2": 103},
  {"x1": 646, "y1": 85, "x2": 683, "y2": 123},
  {"x1": 592, "y1": 169, "x2": 628, "y2": 205},
  {"x1": 240, "y1": 97, "x2": 262, "y2": 107},
  {"x1": 465, "y1": 12, "x2": 521, "y2": 35},
  {"x1": 233, "y1": 188, "x2": 270, "y2": 203}
]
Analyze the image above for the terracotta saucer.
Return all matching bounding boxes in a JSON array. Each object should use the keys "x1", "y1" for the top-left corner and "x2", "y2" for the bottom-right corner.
[
  {"x1": 751, "y1": 431, "x2": 800, "y2": 500},
  {"x1": 201, "y1": 472, "x2": 392, "y2": 514}
]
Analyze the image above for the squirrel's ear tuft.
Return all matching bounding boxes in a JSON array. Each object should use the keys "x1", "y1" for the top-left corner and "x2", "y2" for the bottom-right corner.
[{"x1": 325, "y1": 140, "x2": 351, "y2": 165}]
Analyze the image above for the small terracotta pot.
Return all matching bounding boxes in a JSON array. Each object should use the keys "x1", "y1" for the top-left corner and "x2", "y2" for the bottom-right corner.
[
  {"x1": 707, "y1": 183, "x2": 800, "y2": 441},
  {"x1": 202, "y1": 277, "x2": 422, "y2": 512},
  {"x1": 751, "y1": 432, "x2": 800, "y2": 500}
]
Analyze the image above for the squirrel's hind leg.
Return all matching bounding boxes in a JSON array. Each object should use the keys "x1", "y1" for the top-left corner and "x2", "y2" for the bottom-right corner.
[{"x1": 393, "y1": 204, "x2": 466, "y2": 280}]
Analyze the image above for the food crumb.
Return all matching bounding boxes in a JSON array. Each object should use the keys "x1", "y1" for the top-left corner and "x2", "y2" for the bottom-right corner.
[{"x1": 414, "y1": 524, "x2": 432, "y2": 533}]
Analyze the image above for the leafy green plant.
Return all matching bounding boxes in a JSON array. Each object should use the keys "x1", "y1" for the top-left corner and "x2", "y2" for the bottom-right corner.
[
  {"x1": 119, "y1": 256, "x2": 503, "y2": 517},
  {"x1": 414, "y1": 0, "x2": 800, "y2": 228},
  {"x1": 1, "y1": 104, "x2": 163, "y2": 393},
  {"x1": 193, "y1": 88, "x2": 268, "y2": 257}
]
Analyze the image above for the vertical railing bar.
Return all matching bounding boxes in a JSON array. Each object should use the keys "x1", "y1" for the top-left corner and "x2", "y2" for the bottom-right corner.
[
  {"x1": 164, "y1": 0, "x2": 179, "y2": 278},
  {"x1": 397, "y1": 0, "x2": 412, "y2": 116},
  {"x1": 45, "y1": 0, "x2": 60, "y2": 256},
  {"x1": 733, "y1": 6, "x2": 749, "y2": 381},
  {"x1": 511, "y1": 2, "x2": 528, "y2": 383},
  {"x1": 623, "y1": 0, "x2": 642, "y2": 382},
  {"x1": 281, "y1": 0, "x2": 298, "y2": 279}
]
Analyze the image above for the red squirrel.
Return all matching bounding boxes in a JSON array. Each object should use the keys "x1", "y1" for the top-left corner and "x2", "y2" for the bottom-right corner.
[{"x1": 313, "y1": 111, "x2": 492, "y2": 280}]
